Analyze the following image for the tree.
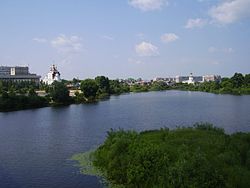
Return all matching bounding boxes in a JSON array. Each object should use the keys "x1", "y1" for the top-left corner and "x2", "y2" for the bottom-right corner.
[
  {"x1": 150, "y1": 81, "x2": 168, "y2": 91},
  {"x1": 231, "y1": 73, "x2": 244, "y2": 88},
  {"x1": 244, "y1": 74, "x2": 250, "y2": 86},
  {"x1": 28, "y1": 88, "x2": 37, "y2": 97},
  {"x1": 49, "y1": 81, "x2": 70, "y2": 103},
  {"x1": 95, "y1": 76, "x2": 110, "y2": 94},
  {"x1": 0, "y1": 81, "x2": 3, "y2": 94},
  {"x1": 80, "y1": 79, "x2": 99, "y2": 99}
]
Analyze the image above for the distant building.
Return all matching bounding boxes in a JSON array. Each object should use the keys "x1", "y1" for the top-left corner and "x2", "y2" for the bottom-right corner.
[
  {"x1": 202, "y1": 75, "x2": 221, "y2": 82},
  {"x1": 43, "y1": 64, "x2": 61, "y2": 85},
  {"x1": 182, "y1": 73, "x2": 194, "y2": 84},
  {"x1": 175, "y1": 76, "x2": 189, "y2": 83},
  {"x1": 0, "y1": 66, "x2": 41, "y2": 84},
  {"x1": 176, "y1": 73, "x2": 204, "y2": 84}
]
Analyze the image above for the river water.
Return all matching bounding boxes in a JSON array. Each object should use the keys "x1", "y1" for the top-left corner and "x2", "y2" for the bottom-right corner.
[{"x1": 0, "y1": 91, "x2": 250, "y2": 187}]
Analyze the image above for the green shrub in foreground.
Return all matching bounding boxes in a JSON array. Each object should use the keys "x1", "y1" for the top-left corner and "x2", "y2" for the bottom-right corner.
[{"x1": 92, "y1": 124, "x2": 250, "y2": 188}]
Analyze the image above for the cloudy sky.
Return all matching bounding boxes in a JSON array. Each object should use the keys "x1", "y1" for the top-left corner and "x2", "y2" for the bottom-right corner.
[{"x1": 0, "y1": 0, "x2": 249, "y2": 79}]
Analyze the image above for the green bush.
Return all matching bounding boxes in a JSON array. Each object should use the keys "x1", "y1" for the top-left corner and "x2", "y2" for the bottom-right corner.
[{"x1": 91, "y1": 124, "x2": 250, "y2": 187}]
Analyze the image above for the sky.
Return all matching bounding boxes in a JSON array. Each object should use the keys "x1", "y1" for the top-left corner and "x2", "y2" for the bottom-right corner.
[{"x1": 0, "y1": 0, "x2": 250, "y2": 80}]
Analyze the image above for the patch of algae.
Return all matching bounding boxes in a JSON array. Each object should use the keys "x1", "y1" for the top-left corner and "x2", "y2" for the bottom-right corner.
[
  {"x1": 71, "y1": 151, "x2": 125, "y2": 188},
  {"x1": 71, "y1": 150, "x2": 103, "y2": 177}
]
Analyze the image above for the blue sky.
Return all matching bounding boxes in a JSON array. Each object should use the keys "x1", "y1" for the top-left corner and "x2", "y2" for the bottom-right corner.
[{"x1": 0, "y1": 0, "x2": 249, "y2": 79}]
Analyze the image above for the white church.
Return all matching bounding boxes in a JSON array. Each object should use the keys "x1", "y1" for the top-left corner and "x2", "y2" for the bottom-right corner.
[
  {"x1": 182, "y1": 73, "x2": 195, "y2": 84},
  {"x1": 43, "y1": 64, "x2": 61, "y2": 85}
]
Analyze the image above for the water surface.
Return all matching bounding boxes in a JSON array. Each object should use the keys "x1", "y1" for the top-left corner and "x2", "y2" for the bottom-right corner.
[{"x1": 0, "y1": 91, "x2": 250, "y2": 187}]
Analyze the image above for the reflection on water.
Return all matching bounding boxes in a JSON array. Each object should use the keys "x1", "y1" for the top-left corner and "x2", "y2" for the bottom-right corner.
[{"x1": 0, "y1": 91, "x2": 250, "y2": 187}]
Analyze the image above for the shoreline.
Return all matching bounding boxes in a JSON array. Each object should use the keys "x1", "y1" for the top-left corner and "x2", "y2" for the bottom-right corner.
[{"x1": 1, "y1": 89, "x2": 249, "y2": 113}]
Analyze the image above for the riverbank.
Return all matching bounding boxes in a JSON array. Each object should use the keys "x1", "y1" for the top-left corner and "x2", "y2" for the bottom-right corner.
[
  {"x1": 1, "y1": 87, "x2": 250, "y2": 112},
  {"x1": 1, "y1": 72, "x2": 250, "y2": 112},
  {"x1": 72, "y1": 123, "x2": 250, "y2": 188}
]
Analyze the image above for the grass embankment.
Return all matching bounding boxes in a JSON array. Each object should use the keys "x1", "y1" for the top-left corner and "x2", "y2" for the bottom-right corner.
[{"x1": 72, "y1": 123, "x2": 250, "y2": 188}]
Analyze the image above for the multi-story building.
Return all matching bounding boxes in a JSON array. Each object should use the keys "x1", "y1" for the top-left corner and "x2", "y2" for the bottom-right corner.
[
  {"x1": 0, "y1": 66, "x2": 41, "y2": 84},
  {"x1": 202, "y1": 75, "x2": 221, "y2": 82},
  {"x1": 176, "y1": 73, "x2": 212, "y2": 84},
  {"x1": 175, "y1": 76, "x2": 189, "y2": 83},
  {"x1": 0, "y1": 66, "x2": 11, "y2": 75}
]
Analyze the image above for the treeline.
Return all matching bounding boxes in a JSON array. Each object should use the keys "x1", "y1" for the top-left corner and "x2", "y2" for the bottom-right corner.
[
  {"x1": 1, "y1": 73, "x2": 250, "y2": 111},
  {"x1": 174, "y1": 73, "x2": 250, "y2": 95},
  {"x1": 0, "y1": 90, "x2": 48, "y2": 112},
  {"x1": 0, "y1": 77, "x2": 130, "y2": 111},
  {"x1": 130, "y1": 81, "x2": 169, "y2": 92},
  {"x1": 74, "y1": 76, "x2": 130, "y2": 103},
  {"x1": 90, "y1": 123, "x2": 250, "y2": 187}
]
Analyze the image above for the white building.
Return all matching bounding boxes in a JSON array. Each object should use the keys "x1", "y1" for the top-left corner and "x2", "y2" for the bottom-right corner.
[
  {"x1": 202, "y1": 75, "x2": 221, "y2": 82},
  {"x1": 43, "y1": 64, "x2": 61, "y2": 85},
  {"x1": 183, "y1": 73, "x2": 195, "y2": 84},
  {"x1": 176, "y1": 73, "x2": 204, "y2": 84}
]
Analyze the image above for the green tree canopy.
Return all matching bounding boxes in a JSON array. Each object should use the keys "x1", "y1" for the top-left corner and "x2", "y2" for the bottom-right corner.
[
  {"x1": 95, "y1": 76, "x2": 110, "y2": 94},
  {"x1": 49, "y1": 81, "x2": 70, "y2": 103},
  {"x1": 244, "y1": 74, "x2": 250, "y2": 86},
  {"x1": 231, "y1": 73, "x2": 244, "y2": 88},
  {"x1": 80, "y1": 79, "x2": 99, "y2": 99}
]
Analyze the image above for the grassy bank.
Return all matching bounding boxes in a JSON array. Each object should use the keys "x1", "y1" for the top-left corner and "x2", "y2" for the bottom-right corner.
[{"x1": 72, "y1": 123, "x2": 250, "y2": 188}]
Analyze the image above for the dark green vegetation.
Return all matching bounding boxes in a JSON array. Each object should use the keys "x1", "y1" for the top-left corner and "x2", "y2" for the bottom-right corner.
[
  {"x1": 1, "y1": 73, "x2": 250, "y2": 112},
  {"x1": 118, "y1": 73, "x2": 250, "y2": 95},
  {"x1": 0, "y1": 81, "x2": 47, "y2": 111},
  {"x1": 0, "y1": 77, "x2": 129, "y2": 111},
  {"x1": 78, "y1": 76, "x2": 129, "y2": 102},
  {"x1": 0, "y1": 90, "x2": 48, "y2": 112},
  {"x1": 49, "y1": 81, "x2": 72, "y2": 104},
  {"x1": 174, "y1": 73, "x2": 250, "y2": 95},
  {"x1": 130, "y1": 81, "x2": 169, "y2": 92},
  {"x1": 74, "y1": 123, "x2": 250, "y2": 188}
]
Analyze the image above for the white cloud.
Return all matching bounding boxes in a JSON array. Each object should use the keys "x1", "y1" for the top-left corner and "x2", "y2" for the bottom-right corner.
[
  {"x1": 33, "y1": 37, "x2": 47, "y2": 43},
  {"x1": 101, "y1": 35, "x2": 114, "y2": 40},
  {"x1": 209, "y1": 0, "x2": 250, "y2": 24},
  {"x1": 135, "y1": 41, "x2": 159, "y2": 56},
  {"x1": 51, "y1": 34, "x2": 82, "y2": 54},
  {"x1": 185, "y1": 18, "x2": 207, "y2": 29},
  {"x1": 161, "y1": 33, "x2": 179, "y2": 43},
  {"x1": 208, "y1": 46, "x2": 234, "y2": 53},
  {"x1": 128, "y1": 0, "x2": 168, "y2": 11}
]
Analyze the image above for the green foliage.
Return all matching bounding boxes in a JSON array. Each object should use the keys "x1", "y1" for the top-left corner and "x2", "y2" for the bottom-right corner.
[
  {"x1": 244, "y1": 74, "x2": 250, "y2": 86},
  {"x1": 0, "y1": 81, "x2": 3, "y2": 94},
  {"x1": 231, "y1": 73, "x2": 244, "y2": 88},
  {"x1": 130, "y1": 84, "x2": 149, "y2": 92},
  {"x1": 0, "y1": 80, "x2": 38, "y2": 92},
  {"x1": 109, "y1": 80, "x2": 130, "y2": 95},
  {"x1": 80, "y1": 79, "x2": 99, "y2": 100},
  {"x1": 0, "y1": 93, "x2": 48, "y2": 112},
  {"x1": 28, "y1": 87, "x2": 37, "y2": 97},
  {"x1": 95, "y1": 76, "x2": 110, "y2": 96},
  {"x1": 74, "y1": 91, "x2": 86, "y2": 103},
  {"x1": 49, "y1": 81, "x2": 71, "y2": 104},
  {"x1": 88, "y1": 124, "x2": 250, "y2": 187},
  {"x1": 150, "y1": 81, "x2": 169, "y2": 91},
  {"x1": 174, "y1": 73, "x2": 250, "y2": 95}
]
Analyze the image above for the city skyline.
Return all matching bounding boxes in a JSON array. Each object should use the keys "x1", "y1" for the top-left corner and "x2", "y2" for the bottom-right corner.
[{"x1": 0, "y1": 0, "x2": 249, "y2": 79}]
